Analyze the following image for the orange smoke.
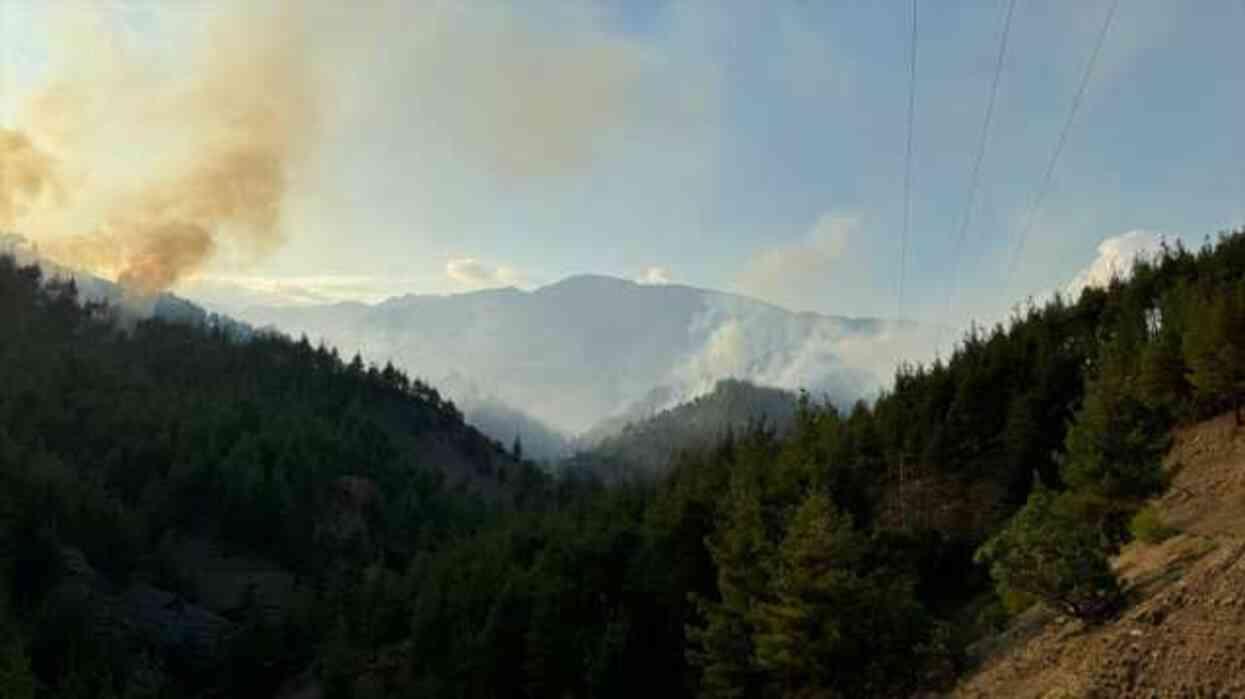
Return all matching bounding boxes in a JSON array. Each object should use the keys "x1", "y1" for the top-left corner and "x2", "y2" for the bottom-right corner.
[
  {"x1": 0, "y1": 129, "x2": 66, "y2": 227},
  {"x1": 0, "y1": 2, "x2": 317, "y2": 294}
]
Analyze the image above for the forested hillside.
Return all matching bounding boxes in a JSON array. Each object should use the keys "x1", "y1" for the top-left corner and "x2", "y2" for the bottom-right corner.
[
  {"x1": 0, "y1": 256, "x2": 544, "y2": 697},
  {"x1": 566, "y1": 378, "x2": 798, "y2": 481},
  {"x1": 2, "y1": 229, "x2": 1244, "y2": 698}
]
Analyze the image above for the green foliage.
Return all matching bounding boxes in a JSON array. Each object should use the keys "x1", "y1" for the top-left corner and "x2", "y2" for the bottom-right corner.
[
  {"x1": 0, "y1": 255, "x2": 520, "y2": 694},
  {"x1": 1062, "y1": 346, "x2": 1169, "y2": 503},
  {"x1": 3, "y1": 229, "x2": 1245, "y2": 696},
  {"x1": 572, "y1": 379, "x2": 799, "y2": 481},
  {"x1": 1129, "y1": 505, "x2": 1177, "y2": 544},
  {"x1": 751, "y1": 493, "x2": 929, "y2": 697},
  {"x1": 1183, "y1": 283, "x2": 1245, "y2": 424},
  {"x1": 999, "y1": 588, "x2": 1039, "y2": 617},
  {"x1": 0, "y1": 626, "x2": 35, "y2": 699},
  {"x1": 688, "y1": 479, "x2": 772, "y2": 699},
  {"x1": 976, "y1": 488, "x2": 1121, "y2": 621}
]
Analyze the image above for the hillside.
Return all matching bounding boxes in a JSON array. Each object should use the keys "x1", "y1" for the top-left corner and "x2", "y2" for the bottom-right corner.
[
  {"x1": 228, "y1": 274, "x2": 931, "y2": 436},
  {"x1": 955, "y1": 412, "x2": 1245, "y2": 698},
  {"x1": 0, "y1": 254, "x2": 538, "y2": 696},
  {"x1": 1, "y1": 232, "x2": 248, "y2": 334},
  {"x1": 1, "y1": 230, "x2": 1243, "y2": 698},
  {"x1": 566, "y1": 378, "x2": 799, "y2": 481}
]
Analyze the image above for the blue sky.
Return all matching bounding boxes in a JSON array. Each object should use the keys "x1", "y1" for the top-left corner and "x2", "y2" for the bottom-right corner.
[{"x1": 2, "y1": 0, "x2": 1244, "y2": 333}]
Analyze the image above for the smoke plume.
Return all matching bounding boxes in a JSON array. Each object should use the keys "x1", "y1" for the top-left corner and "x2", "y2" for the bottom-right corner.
[{"x1": 1, "y1": 2, "x2": 317, "y2": 294}]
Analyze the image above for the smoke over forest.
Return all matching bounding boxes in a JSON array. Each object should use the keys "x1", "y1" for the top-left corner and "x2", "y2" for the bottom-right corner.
[{"x1": 1, "y1": 3, "x2": 317, "y2": 294}]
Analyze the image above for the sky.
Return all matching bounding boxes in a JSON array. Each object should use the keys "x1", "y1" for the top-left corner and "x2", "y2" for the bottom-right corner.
[{"x1": 2, "y1": 0, "x2": 1244, "y2": 336}]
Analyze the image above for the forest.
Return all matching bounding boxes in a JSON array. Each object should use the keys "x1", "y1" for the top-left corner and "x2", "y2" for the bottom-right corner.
[{"x1": 1, "y1": 229, "x2": 1244, "y2": 697}]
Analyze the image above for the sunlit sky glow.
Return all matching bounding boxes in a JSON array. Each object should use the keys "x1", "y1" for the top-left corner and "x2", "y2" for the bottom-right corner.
[{"x1": 3, "y1": 0, "x2": 1244, "y2": 335}]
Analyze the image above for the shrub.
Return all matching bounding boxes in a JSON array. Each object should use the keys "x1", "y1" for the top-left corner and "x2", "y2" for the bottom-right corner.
[
  {"x1": 1129, "y1": 505, "x2": 1177, "y2": 544},
  {"x1": 1000, "y1": 588, "x2": 1039, "y2": 617},
  {"x1": 975, "y1": 488, "x2": 1121, "y2": 622}
]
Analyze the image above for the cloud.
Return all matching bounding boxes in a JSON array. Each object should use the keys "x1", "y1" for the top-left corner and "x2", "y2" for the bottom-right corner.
[
  {"x1": 177, "y1": 274, "x2": 411, "y2": 310},
  {"x1": 445, "y1": 258, "x2": 525, "y2": 289},
  {"x1": 735, "y1": 212, "x2": 857, "y2": 312},
  {"x1": 1066, "y1": 229, "x2": 1167, "y2": 294},
  {"x1": 636, "y1": 266, "x2": 672, "y2": 285}
]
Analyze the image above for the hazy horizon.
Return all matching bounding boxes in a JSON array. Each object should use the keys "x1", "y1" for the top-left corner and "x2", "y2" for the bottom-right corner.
[{"x1": 3, "y1": 0, "x2": 1243, "y2": 347}]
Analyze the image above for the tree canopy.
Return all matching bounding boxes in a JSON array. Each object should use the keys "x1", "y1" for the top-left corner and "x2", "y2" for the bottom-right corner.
[{"x1": 1, "y1": 228, "x2": 1244, "y2": 696}]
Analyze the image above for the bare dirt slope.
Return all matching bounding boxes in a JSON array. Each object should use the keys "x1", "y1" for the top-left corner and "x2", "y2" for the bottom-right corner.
[{"x1": 954, "y1": 412, "x2": 1245, "y2": 699}]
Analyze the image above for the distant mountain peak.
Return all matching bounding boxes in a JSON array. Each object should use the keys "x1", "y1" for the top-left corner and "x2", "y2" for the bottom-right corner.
[
  {"x1": 539, "y1": 274, "x2": 642, "y2": 293},
  {"x1": 232, "y1": 274, "x2": 938, "y2": 436}
]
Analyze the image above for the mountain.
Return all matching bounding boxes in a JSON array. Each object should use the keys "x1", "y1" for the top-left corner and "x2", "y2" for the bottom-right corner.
[
  {"x1": 439, "y1": 376, "x2": 574, "y2": 462},
  {"x1": 228, "y1": 274, "x2": 936, "y2": 437},
  {"x1": 6, "y1": 231, "x2": 1245, "y2": 698},
  {"x1": 566, "y1": 378, "x2": 800, "y2": 481}
]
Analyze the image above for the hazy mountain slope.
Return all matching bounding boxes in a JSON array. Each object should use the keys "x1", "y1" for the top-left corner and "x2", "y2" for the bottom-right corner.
[
  {"x1": 231, "y1": 274, "x2": 934, "y2": 435},
  {"x1": 566, "y1": 378, "x2": 800, "y2": 481},
  {"x1": 445, "y1": 383, "x2": 573, "y2": 462}
]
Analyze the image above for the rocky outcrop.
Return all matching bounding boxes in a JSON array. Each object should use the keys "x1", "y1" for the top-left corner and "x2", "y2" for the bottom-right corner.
[
  {"x1": 159, "y1": 533, "x2": 299, "y2": 623},
  {"x1": 46, "y1": 547, "x2": 237, "y2": 672},
  {"x1": 119, "y1": 583, "x2": 233, "y2": 669}
]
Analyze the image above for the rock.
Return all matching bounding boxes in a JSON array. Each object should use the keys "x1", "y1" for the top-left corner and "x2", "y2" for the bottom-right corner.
[
  {"x1": 160, "y1": 534, "x2": 297, "y2": 622},
  {"x1": 119, "y1": 583, "x2": 235, "y2": 669}
]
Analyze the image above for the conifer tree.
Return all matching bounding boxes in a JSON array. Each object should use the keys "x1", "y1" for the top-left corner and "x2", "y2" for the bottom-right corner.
[
  {"x1": 976, "y1": 486, "x2": 1121, "y2": 621},
  {"x1": 1183, "y1": 286, "x2": 1245, "y2": 424},
  {"x1": 752, "y1": 491, "x2": 864, "y2": 696},
  {"x1": 688, "y1": 482, "x2": 770, "y2": 699},
  {"x1": 1063, "y1": 343, "x2": 1168, "y2": 497}
]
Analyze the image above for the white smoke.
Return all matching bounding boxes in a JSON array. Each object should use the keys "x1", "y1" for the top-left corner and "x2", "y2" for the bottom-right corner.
[
  {"x1": 663, "y1": 294, "x2": 938, "y2": 411},
  {"x1": 636, "y1": 266, "x2": 673, "y2": 285},
  {"x1": 1066, "y1": 230, "x2": 1168, "y2": 294}
]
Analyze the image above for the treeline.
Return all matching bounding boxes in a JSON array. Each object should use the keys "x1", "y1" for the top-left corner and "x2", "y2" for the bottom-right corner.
[
  {"x1": 566, "y1": 378, "x2": 799, "y2": 481},
  {"x1": 0, "y1": 255, "x2": 549, "y2": 697},
  {"x1": 1, "y1": 230, "x2": 1244, "y2": 697},
  {"x1": 385, "y1": 232, "x2": 1245, "y2": 697}
]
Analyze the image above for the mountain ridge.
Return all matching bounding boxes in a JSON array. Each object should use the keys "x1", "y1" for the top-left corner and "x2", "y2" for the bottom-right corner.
[{"x1": 228, "y1": 271, "x2": 937, "y2": 436}]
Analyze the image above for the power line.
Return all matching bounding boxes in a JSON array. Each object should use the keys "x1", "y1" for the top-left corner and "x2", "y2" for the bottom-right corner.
[
  {"x1": 1003, "y1": 0, "x2": 1120, "y2": 283},
  {"x1": 897, "y1": 0, "x2": 919, "y2": 321},
  {"x1": 938, "y1": 0, "x2": 1017, "y2": 349}
]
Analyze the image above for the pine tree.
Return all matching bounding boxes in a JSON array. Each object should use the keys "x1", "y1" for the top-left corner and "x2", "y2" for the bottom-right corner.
[
  {"x1": 1137, "y1": 331, "x2": 1188, "y2": 412},
  {"x1": 752, "y1": 491, "x2": 864, "y2": 696},
  {"x1": 1063, "y1": 345, "x2": 1168, "y2": 501},
  {"x1": 1183, "y1": 286, "x2": 1245, "y2": 424},
  {"x1": 687, "y1": 482, "x2": 770, "y2": 699},
  {"x1": 1061, "y1": 344, "x2": 1170, "y2": 547},
  {"x1": 975, "y1": 486, "x2": 1121, "y2": 621}
]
